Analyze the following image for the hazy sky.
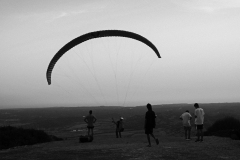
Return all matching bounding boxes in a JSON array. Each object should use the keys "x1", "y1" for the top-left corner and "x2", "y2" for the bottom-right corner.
[{"x1": 1, "y1": 0, "x2": 240, "y2": 108}]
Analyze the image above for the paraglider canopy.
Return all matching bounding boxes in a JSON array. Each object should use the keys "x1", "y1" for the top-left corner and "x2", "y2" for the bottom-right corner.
[{"x1": 46, "y1": 30, "x2": 161, "y2": 85}]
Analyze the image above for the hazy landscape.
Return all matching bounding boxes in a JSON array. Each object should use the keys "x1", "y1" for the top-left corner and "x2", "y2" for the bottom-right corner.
[
  {"x1": 1, "y1": 103, "x2": 240, "y2": 135},
  {"x1": 2, "y1": 1, "x2": 240, "y2": 159},
  {"x1": 1, "y1": 103, "x2": 240, "y2": 159}
]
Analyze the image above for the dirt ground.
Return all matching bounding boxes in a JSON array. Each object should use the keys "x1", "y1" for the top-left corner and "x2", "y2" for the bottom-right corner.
[{"x1": 1, "y1": 131, "x2": 240, "y2": 160}]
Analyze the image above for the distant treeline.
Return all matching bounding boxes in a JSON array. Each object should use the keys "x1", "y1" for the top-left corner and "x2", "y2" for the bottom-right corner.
[{"x1": 0, "y1": 126, "x2": 62, "y2": 150}]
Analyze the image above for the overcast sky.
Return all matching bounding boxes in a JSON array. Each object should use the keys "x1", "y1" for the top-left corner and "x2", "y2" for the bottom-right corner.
[{"x1": 1, "y1": 0, "x2": 240, "y2": 108}]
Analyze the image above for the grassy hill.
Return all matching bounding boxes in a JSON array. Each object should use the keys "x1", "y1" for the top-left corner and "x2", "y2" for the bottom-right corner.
[
  {"x1": 1, "y1": 103, "x2": 240, "y2": 159},
  {"x1": 0, "y1": 131, "x2": 240, "y2": 160}
]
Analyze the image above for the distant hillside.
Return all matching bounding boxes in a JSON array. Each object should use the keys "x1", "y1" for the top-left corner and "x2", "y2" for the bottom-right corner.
[{"x1": 0, "y1": 103, "x2": 240, "y2": 137}]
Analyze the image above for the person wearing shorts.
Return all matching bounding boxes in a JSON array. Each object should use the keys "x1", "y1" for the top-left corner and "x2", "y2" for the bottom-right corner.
[
  {"x1": 180, "y1": 110, "x2": 192, "y2": 140},
  {"x1": 84, "y1": 110, "x2": 97, "y2": 137},
  {"x1": 194, "y1": 103, "x2": 205, "y2": 142},
  {"x1": 144, "y1": 103, "x2": 159, "y2": 147}
]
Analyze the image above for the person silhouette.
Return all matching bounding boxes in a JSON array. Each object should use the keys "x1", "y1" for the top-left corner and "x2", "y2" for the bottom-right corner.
[
  {"x1": 144, "y1": 103, "x2": 159, "y2": 147},
  {"x1": 84, "y1": 110, "x2": 97, "y2": 137},
  {"x1": 112, "y1": 117, "x2": 124, "y2": 138}
]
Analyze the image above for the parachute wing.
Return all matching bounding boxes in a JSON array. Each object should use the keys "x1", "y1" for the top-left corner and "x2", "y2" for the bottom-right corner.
[{"x1": 46, "y1": 30, "x2": 161, "y2": 85}]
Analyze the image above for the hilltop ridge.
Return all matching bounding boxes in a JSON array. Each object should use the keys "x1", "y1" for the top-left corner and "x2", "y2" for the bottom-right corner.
[{"x1": 0, "y1": 131, "x2": 240, "y2": 160}]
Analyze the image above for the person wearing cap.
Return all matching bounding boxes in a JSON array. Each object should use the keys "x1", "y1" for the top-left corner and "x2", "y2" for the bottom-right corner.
[
  {"x1": 180, "y1": 110, "x2": 192, "y2": 140},
  {"x1": 112, "y1": 117, "x2": 124, "y2": 138},
  {"x1": 145, "y1": 103, "x2": 159, "y2": 147}
]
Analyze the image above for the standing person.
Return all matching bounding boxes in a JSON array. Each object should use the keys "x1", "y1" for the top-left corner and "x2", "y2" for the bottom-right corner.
[
  {"x1": 194, "y1": 103, "x2": 205, "y2": 142},
  {"x1": 180, "y1": 110, "x2": 192, "y2": 140},
  {"x1": 112, "y1": 117, "x2": 124, "y2": 138},
  {"x1": 145, "y1": 103, "x2": 159, "y2": 147},
  {"x1": 84, "y1": 110, "x2": 97, "y2": 137}
]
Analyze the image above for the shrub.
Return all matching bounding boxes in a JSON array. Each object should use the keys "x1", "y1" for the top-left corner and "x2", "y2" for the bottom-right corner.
[
  {"x1": 0, "y1": 126, "x2": 62, "y2": 150},
  {"x1": 205, "y1": 116, "x2": 240, "y2": 139}
]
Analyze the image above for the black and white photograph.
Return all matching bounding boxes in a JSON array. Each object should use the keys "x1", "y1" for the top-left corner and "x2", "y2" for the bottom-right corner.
[{"x1": 1, "y1": 0, "x2": 240, "y2": 159}]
